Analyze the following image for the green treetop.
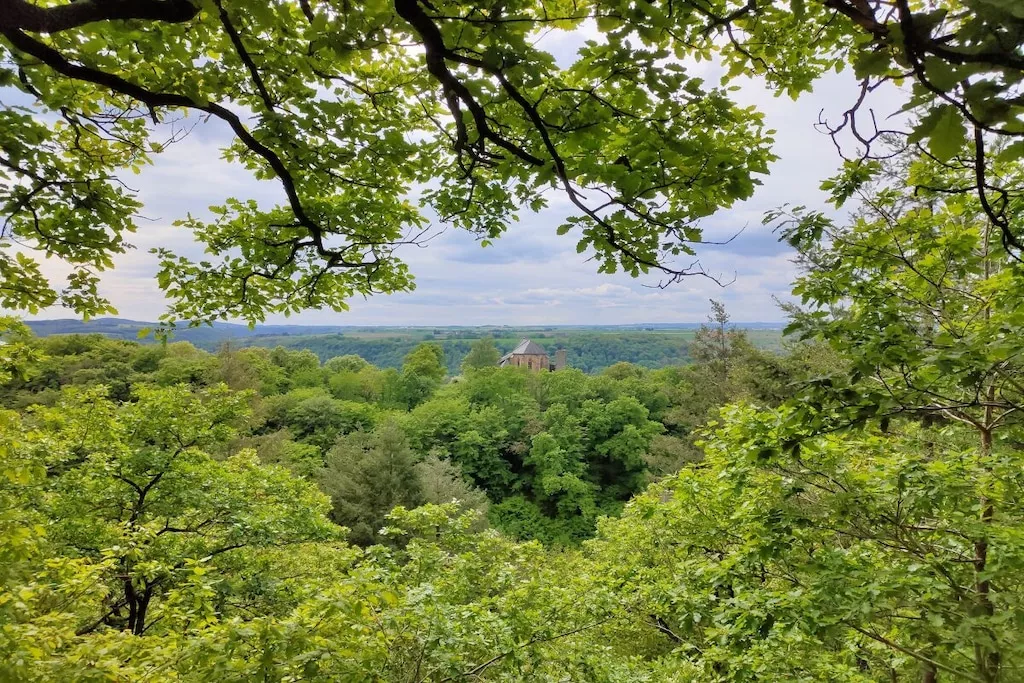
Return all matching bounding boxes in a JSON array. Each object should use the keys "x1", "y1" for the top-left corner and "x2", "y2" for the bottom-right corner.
[{"x1": 461, "y1": 336, "x2": 501, "y2": 372}]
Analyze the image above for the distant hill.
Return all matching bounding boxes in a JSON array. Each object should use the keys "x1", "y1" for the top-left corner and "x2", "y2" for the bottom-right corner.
[
  {"x1": 25, "y1": 317, "x2": 785, "y2": 340},
  {"x1": 24, "y1": 318, "x2": 356, "y2": 344}
]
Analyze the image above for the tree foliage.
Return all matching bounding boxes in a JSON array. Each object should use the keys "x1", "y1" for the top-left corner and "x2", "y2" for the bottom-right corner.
[
  {"x1": 0, "y1": 312, "x2": 813, "y2": 547},
  {"x1": 3, "y1": 0, "x2": 1020, "y2": 321},
  {"x1": 0, "y1": 382, "x2": 335, "y2": 674},
  {"x1": 766, "y1": 150, "x2": 1024, "y2": 680},
  {"x1": 461, "y1": 336, "x2": 501, "y2": 372},
  {"x1": 319, "y1": 420, "x2": 424, "y2": 546}
]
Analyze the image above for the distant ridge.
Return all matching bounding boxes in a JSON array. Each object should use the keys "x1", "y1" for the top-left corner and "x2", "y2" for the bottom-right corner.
[
  {"x1": 24, "y1": 318, "x2": 357, "y2": 345},
  {"x1": 24, "y1": 316, "x2": 785, "y2": 344}
]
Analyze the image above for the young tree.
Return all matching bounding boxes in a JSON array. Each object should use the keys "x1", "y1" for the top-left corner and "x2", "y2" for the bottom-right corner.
[
  {"x1": 414, "y1": 452, "x2": 490, "y2": 527},
  {"x1": 215, "y1": 343, "x2": 288, "y2": 393},
  {"x1": 270, "y1": 347, "x2": 324, "y2": 389},
  {"x1": 324, "y1": 354, "x2": 370, "y2": 374},
  {"x1": 286, "y1": 394, "x2": 376, "y2": 452},
  {"x1": 231, "y1": 427, "x2": 324, "y2": 478},
  {"x1": 689, "y1": 299, "x2": 745, "y2": 369},
  {"x1": 23, "y1": 384, "x2": 335, "y2": 637},
  {"x1": 399, "y1": 342, "x2": 447, "y2": 407},
  {"x1": 402, "y1": 342, "x2": 446, "y2": 382},
  {"x1": 580, "y1": 396, "x2": 664, "y2": 503},
  {"x1": 769, "y1": 150, "x2": 1024, "y2": 680},
  {"x1": 460, "y1": 336, "x2": 501, "y2": 373}
]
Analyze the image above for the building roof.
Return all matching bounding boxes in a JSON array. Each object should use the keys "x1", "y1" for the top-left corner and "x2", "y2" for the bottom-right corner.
[
  {"x1": 510, "y1": 338, "x2": 547, "y2": 356},
  {"x1": 498, "y1": 339, "x2": 549, "y2": 367}
]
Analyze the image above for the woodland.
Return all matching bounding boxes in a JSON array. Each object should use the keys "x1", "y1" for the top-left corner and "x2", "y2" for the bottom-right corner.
[
  {"x1": 195, "y1": 329, "x2": 772, "y2": 374},
  {"x1": 18, "y1": 320, "x2": 786, "y2": 373},
  {"x1": 2, "y1": 0, "x2": 1024, "y2": 681}
]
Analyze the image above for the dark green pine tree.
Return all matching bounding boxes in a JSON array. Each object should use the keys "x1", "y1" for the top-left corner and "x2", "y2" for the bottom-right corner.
[{"x1": 319, "y1": 420, "x2": 423, "y2": 546}]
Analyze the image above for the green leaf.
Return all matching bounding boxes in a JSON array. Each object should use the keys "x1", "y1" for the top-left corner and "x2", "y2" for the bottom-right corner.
[
  {"x1": 852, "y1": 50, "x2": 891, "y2": 79},
  {"x1": 996, "y1": 140, "x2": 1024, "y2": 163},
  {"x1": 907, "y1": 106, "x2": 946, "y2": 144},
  {"x1": 923, "y1": 57, "x2": 959, "y2": 91},
  {"x1": 927, "y1": 106, "x2": 966, "y2": 162}
]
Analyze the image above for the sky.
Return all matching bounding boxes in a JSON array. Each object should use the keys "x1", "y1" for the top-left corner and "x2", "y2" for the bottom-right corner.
[{"x1": 20, "y1": 26, "x2": 903, "y2": 327}]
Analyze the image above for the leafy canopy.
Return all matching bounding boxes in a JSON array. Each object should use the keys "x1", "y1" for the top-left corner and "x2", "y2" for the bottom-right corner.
[
  {"x1": 6, "y1": 151, "x2": 1024, "y2": 678},
  {"x1": 2, "y1": 0, "x2": 1021, "y2": 322}
]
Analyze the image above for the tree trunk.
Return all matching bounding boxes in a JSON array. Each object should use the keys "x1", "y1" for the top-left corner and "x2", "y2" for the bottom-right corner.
[{"x1": 975, "y1": 425, "x2": 998, "y2": 681}]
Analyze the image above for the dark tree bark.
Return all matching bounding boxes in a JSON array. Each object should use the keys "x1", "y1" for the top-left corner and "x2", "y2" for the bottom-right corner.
[{"x1": 0, "y1": 0, "x2": 199, "y2": 33}]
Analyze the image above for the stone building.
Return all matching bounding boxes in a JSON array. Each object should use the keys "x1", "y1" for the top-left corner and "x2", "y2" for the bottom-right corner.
[{"x1": 498, "y1": 339, "x2": 567, "y2": 372}]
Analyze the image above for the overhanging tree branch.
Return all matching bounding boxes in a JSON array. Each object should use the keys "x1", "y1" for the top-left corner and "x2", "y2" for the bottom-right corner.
[
  {"x1": 0, "y1": 25, "x2": 380, "y2": 270},
  {"x1": 0, "y1": 0, "x2": 199, "y2": 33},
  {"x1": 395, "y1": 0, "x2": 720, "y2": 283},
  {"x1": 215, "y1": 0, "x2": 275, "y2": 112}
]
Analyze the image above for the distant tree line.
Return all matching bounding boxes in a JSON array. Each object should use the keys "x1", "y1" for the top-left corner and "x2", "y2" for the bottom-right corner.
[{"x1": 203, "y1": 331, "x2": 773, "y2": 374}]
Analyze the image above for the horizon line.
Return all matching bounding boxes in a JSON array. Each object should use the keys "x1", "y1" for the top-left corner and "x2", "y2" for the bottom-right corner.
[{"x1": 23, "y1": 316, "x2": 788, "y2": 327}]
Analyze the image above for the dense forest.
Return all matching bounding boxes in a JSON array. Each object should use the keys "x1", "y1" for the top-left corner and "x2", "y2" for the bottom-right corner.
[
  {"x1": 194, "y1": 330, "x2": 691, "y2": 374},
  {"x1": 22, "y1": 321, "x2": 785, "y2": 373},
  {"x1": 0, "y1": 311, "x2": 816, "y2": 546},
  {"x1": 205, "y1": 330, "x2": 765, "y2": 374},
  {"x1": 3, "y1": 0, "x2": 1024, "y2": 681}
]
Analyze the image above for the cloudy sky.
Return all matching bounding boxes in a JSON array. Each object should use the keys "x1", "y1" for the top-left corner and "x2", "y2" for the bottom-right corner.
[{"x1": 23, "y1": 27, "x2": 902, "y2": 326}]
